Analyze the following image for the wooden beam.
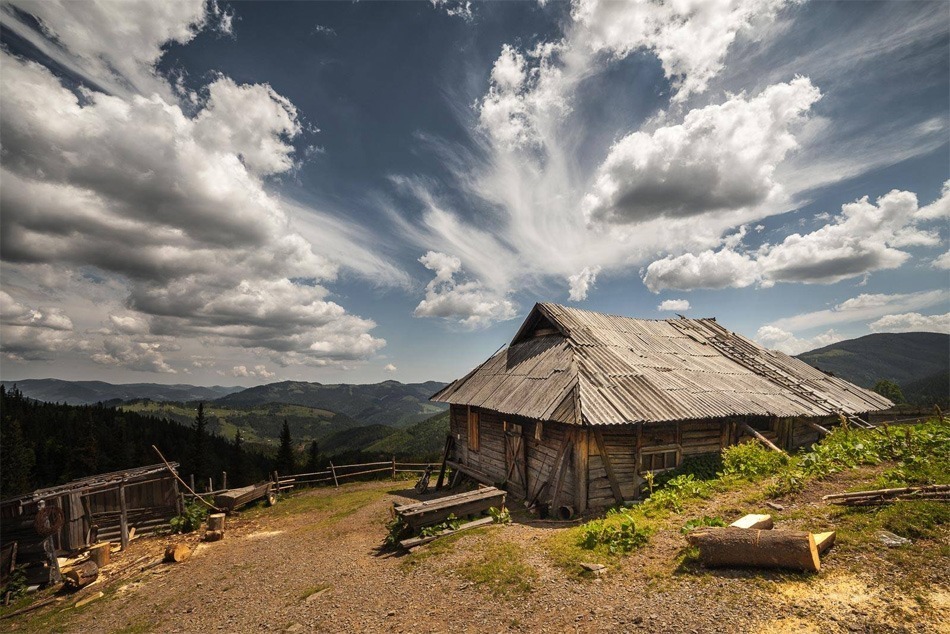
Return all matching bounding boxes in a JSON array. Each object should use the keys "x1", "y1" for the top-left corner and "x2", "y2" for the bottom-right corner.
[
  {"x1": 549, "y1": 427, "x2": 575, "y2": 511},
  {"x1": 118, "y1": 482, "x2": 129, "y2": 550},
  {"x1": 592, "y1": 428, "x2": 624, "y2": 506},
  {"x1": 574, "y1": 427, "x2": 590, "y2": 513},
  {"x1": 435, "y1": 434, "x2": 453, "y2": 491},
  {"x1": 805, "y1": 420, "x2": 831, "y2": 436},
  {"x1": 738, "y1": 422, "x2": 786, "y2": 454}
]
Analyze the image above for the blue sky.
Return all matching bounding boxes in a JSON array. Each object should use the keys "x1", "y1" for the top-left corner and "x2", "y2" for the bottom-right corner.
[{"x1": 0, "y1": 0, "x2": 947, "y2": 386}]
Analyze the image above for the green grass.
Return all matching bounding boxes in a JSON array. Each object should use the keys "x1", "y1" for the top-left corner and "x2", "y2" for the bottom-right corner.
[
  {"x1": 298, "y1": 583, "x2": 331, "y2": 601},
  {"x1": 456, "y1": 541, "x2": 537, "y2": 596},
  {"x1": 400, "y1": 527, "x2": 493, "y2": 569},
  {"x1": 248, "y1": 486, "x2": 386, "y2": 523}
]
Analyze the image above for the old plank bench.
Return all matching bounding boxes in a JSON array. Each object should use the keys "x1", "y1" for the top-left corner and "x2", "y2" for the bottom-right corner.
[
  {"x1": 214, "y1": 482, "x2": 275, "y2": 513},
  {"x1": 393, "y1": 486, "x2": 506, "y2": 532}
]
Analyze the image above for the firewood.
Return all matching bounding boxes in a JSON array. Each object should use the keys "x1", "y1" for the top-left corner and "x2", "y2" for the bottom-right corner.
[
  {"x1": 687, "y1": 527, "x2": 820, "y2": 573},
  {"x1": 64, "y1": 560, "x2": 99, "y2": 589},
  {"x1": 729, "y1": 514, "x2": 773, "y2": 530},
  {"x1": 207, "y1": 513, "x2": 226, "y2": 532},
  {"x1": 163, "y1": 543, "x2": 191, "y2": 563},
  {"x1": 814, "y1": 531, "x2": 836, "y2": 555},
  {"x1": 88, "y1": 543, "x2": 110, "y2": 568},
  {"x1": 204, "y1": 530, "x2": 225, "y2": 542}
]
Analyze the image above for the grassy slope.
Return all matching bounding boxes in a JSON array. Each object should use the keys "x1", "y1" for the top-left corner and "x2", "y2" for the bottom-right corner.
[
  {"x1": 796, "y1": 332, "x2": 949, "y2": 389},
  {"x1": 118, "y1": 400, "x2": 362, "y2": 447},
  {"x1": 215, "y1": 380, "x2": 447, "y2": 427},
  {"x1": 365, "y1": 409, "x2": 450, "y2": 460}
]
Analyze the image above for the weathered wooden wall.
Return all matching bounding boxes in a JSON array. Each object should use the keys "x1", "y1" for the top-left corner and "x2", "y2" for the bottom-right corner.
[{"x1": 451, "y1": 405, "x2": 845, "y2": 511}]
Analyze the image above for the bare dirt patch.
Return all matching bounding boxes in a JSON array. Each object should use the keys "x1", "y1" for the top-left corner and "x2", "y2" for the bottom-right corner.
[{"x1": 3, "y1": 474, "x2": 947, "y2": 634}]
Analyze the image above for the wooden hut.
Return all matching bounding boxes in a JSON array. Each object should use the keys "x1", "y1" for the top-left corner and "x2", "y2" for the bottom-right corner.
[
  {"x1": 432, "y1": 303, "x2": 892, "y2": 514},
  {"x1": 0, "y1": 464, "x2": 181, "y2": 585}
]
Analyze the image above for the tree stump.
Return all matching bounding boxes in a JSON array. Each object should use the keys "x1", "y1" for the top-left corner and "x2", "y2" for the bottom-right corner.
[
  {"x1": 88, "y1": 542, "x2": 110, "y2": 568},
  {"x1": 163, "y1": 543, "x2": 191, "y2": 563},
  {"x1": 64, "y1": 560, "x2": 99, "y2": 590},
  {"x1": 687, "y1": 527, "x2": 820, "y2": 572},
  {"x1": 205, "y1": 530, "x2": 225, "y2": 542},
  {"x1": 207, "y1": 513, "x2": 226, "y2": 532}
]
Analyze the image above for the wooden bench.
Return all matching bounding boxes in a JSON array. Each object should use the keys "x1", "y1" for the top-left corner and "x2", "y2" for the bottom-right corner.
[
  {"x1": 214, "y1": 482, "x2": 274, "y2": 513},
  {"x1": 394, "y1": 487, "x2": 506, "y2": 531}
]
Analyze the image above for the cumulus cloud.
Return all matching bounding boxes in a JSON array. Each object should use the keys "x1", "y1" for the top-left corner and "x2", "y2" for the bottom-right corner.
[
  {"x1": 413, "y1": 251, "x2": 517, "y2": 328},
  {"x1": 584, "y1": 78, "x2": 820, "y2": 225},
  {"x1": 384, "y1": 363, "x2": 397, "y2": 372},
  {"x1": 755, "y1": 325, "x2": 842, "y2": 355},
  {"x1": 643, "y1": 187, "x2": 947, "y2": 292},
  {"x1": 932, "y1": 251, "x2": 950, "y2": 270},
  {"x1": 567, "y1": 267, "x2": 600, "y2": 302},
  {"x1": 572, "y1": 0, "x2": 789, "y2": 101},
  {"x1": 0, "y1": 291, "x2": 80, "y2": 360},
  {"x1": 231, "y1": 364, "x2": 276, "y2": 379},
  {"x1": 657, "y1": 299, "x2": 691, "y2": 312},
  {"x1": 0, "y1": 19, "x2": 389, "y2": 371},
  {"x1": 868, "y1": 312, "x2": 950, "y2": 334}
]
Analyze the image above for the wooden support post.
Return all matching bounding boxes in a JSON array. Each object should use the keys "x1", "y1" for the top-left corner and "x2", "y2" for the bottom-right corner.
[
  {"x1": 593, "y1": 428, "x2": 624, "y2": 506},
  {"x1": 574, "y1": 427, "x2": 590, "y2": 513},
  {"x1": 208, "y1": 477, "x2": 213, "y2": 493},
  {"x1": 435, "y1": 435, "x2": 453, "y2": 491},
  {"x1": 222, "y1": 471, "x2": 227, "y2": 490},
  {"x1": 189, "y1": 473, "x2": 195, "y2": 493},
  {"x1": 329, "y1": 461, "x2": 339, "y2": 488},
  {"x1": 391, "y1": 455, "x2": 397, "y2": 481},
  {"x1": 549, "y1": 428, "x2": 575, "y2": 511},
  {"x1": 118, "y1": 482, "x2": 129, "y2": 550},
  {"x1": 805, "y1": 420, "x2": 831, "y2": 436},
  {"x1": 738, "y1": 422, "x2": 786, "y2": 454}
]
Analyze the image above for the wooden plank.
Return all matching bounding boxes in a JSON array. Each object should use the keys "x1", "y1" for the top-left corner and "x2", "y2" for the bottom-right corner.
[
  {"x1": 738, "y1": 423, "x2": 786, "y2": 454},
  {"x1": 399, "y1": 516, "x2": 495, "y2": 550},
  {"x1": 394, "y1": 487, "x2": 504, "y2": 515},
  {"x1": 435, "y1": 434, "x2": 453, "y2": 491},
  {"x1": 118, "y1": 483, "x2": 129, "y2": 550},
  {"x1": 592, "y1": 428, "x2": 624, "y2": 507},
  {"x1": 574, "y1": 427, "x2": 589, "y2": 513},
  {"x1": 445, "y1": 460, "x2": 495, "y2": 487},
  {"x1": 549, "y1": 427, "x2": 575, "y2": 511}
]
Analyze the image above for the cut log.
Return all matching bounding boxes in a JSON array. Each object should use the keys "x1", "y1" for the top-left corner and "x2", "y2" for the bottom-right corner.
[
  {"x1": 163, "y1": 543, "x2": 191, "y2": 563},
  {"x1": 204, "y1": 530, "x2": 225, "y2": 542},
  {"x1": 207, "y1": 513, "x2": 226, "y2": 532},
  {"x1": 814, "y1": 531, "x2": 836, "y2": 555},
  {"x1": 738, "y1": 423, "x2": 786, "y2": 454},
  {"x1": 64, "y1": 560, "x2": 99, "y2": 590},
  {"x1": 687, "y1": 527, "x2": 820, "y2": 573},
  {"x1": 729, "y1": 514, "x2": 773, "y2": 530},
  {"x1": 88, "y1": 543, "x2": 110, "y2": 568}
]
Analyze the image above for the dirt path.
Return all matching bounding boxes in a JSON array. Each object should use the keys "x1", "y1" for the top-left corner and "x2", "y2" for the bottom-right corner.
[{"x1": 4, "y1": 477, "x2": 948, "y2": 634}]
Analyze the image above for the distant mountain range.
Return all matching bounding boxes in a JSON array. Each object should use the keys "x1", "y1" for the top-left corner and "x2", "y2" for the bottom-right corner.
[
  {"x1": 0, "y1": 378, "x2": 242, "y2": 405},
  {"x1": 214, "y1": 380, "x2": 447, "y2": 427},
  {"x1": 796, "y1": 332, "x2": 949, "y2": 405}
]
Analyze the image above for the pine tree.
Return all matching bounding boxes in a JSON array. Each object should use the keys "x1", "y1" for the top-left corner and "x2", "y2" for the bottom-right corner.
[
  {"x1": 305, "y1": 440, "x2": 320, "y2": 473},
  {"x1": 0, "y1": 417, "x2": 35, "y2": 497},
  {"x1": 232, "y1": 429, "x2": 245, "y2": 487},
  {"x1": 191, "y1": 402, "x2": 207, "y2": 480},
  {"x1": 276, "y1": 419, "x2": 295, "y2": 476}
]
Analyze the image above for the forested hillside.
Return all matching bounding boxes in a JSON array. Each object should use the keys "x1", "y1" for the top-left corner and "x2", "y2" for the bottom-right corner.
[
  {"x1": 0, "y1": 378, "x2": 241, "y2": 405},
  {"x1": 0, "y1": 386, "x2": 271, "y2": 498}
]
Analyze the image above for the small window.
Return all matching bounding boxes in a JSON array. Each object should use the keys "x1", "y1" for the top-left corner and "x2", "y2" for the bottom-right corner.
[
  {"x1": 639, "y1": 449, "x2": 679, "y2": 474},
  {"x1": 503, "y1": 421, "x2": 522, "y2": 436},
  {"x1": 467, "y1": 407, "x2": 480, "y2": 452}
]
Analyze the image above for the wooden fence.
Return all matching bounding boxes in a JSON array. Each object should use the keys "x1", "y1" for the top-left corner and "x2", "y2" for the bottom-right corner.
[{"x1": 274, "y1": 456, "x2": 442, "y2": 493}]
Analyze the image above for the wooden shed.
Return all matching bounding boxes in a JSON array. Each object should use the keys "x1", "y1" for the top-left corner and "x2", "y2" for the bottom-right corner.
[
  {"x1": 0, "y1": 464, "x2": 181, "y2": 585},
  {"x1": 432, "y1": 303, "x2": 892, "y2": 514}
]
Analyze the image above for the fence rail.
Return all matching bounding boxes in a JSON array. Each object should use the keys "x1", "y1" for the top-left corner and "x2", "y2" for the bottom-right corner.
[{"x1": 274, "y1": 456, "x2": 442, "y2": 492}]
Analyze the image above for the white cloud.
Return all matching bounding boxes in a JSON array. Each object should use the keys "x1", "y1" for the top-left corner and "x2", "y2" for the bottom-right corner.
[
  {"x1": 92, "y1": 337, "x2": 176, "y2": 374},
  {"x1": 231, "y1": 364, "x2": 276, "y2": 379},
  {"x1": 643, "y1": 186, "x2": 947, "y2": 292},
  {"x1": 657, "y1": 299, "x2": 691, "y2": 312},
  {"x1": 572, "y1": 0, "x2": 789, "y2": 101},
  {"x1": 755, "y1": 325, "x2": 842, "y2": 355},
  {"x1": 429, "y1": 0, "x2": 473, "y2": 21},
  {"x1": 0, "y1": 45, "x2": 386, "y2": 369},
  {"x1": 644, "y1": 249, "x2": 759, "y2": 292},
  {"x1": 0, "y1": 290, "x2": 80, "y2": 361},
  {"x1": 567, "y1": 266, "x2": 600, "y2": 301},
  {"x1": 312, "y1": 24, "x2": 336, "y2": 37},
  {"x1": 412, "y1": 251, "x2": 517, "y2": 328},
  {"x1": 384, "y1": 363, "x2": 397, "y2": 372},
  {"x1": 770, "y1": 290, "x2": 949, "y2": 332},
  {"x1": 917, "y1": 180, "x2": 950, "y2": 221},
  {"x1": 932, "y1": 251, "x2": 950, "y2": 270},
  {"x1": 868, "y1": 312, "x2": 950, "y2": 334},
  {"x1": 584, "y1": 78, "x2": 820, "y2": 225}
]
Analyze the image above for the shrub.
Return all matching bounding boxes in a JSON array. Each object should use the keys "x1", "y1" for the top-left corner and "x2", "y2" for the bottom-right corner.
[
  {"x1": 170, "y1": 500, "x2": 208, "y2": 534},
  {"x1": 720, "y1": 441, "x2": 787, "y2": 479},
  {"x1": 765, "y1": 470, "x2": 807, "y2": 498},
  {"x1": 579, "y1": 509, "x2": 651, "y2": 554},
  {"x1": 489, "y1": 506, "x2": 511, "y2": 524},
  {"x1": 654, "y1": 454, "x2": 723, "y2": 488}
]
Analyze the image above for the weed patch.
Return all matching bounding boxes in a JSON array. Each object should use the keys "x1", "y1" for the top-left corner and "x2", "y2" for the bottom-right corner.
[{"x1": 457, "y1": 541, "x2": 537, "y2": 596}]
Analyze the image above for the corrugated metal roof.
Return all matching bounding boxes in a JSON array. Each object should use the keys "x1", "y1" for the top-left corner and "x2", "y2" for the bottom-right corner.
[{"x1": 431, "y1": 303, "x2": 893, "y2": 425}]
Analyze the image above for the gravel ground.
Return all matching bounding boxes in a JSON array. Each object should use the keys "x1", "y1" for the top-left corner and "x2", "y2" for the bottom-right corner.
[{"x1": 4, "y1": 476, "x2": 948, "y2": 634}]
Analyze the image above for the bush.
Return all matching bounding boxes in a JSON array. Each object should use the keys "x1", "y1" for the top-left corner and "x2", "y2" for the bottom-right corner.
[
  {"x1": 720, "y1": 441, "x2": 787, "y2": 479},
  {"x1": 653, "y1": 454, "x2": 723, "y2": 488},
  {"x1": 579, "y1": 508, "x2": 651, "y2": 554},
  {"x1": 170, "y1": 500, "x2": 208, "y2": 534},
  {"x1": 765, "y1": 470, "x2": 807, "y2": 498}
]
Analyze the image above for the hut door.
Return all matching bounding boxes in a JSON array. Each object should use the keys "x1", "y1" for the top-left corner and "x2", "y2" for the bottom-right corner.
[{"x1": 504, "y1": 424, "x2": 528, "y2": 498}]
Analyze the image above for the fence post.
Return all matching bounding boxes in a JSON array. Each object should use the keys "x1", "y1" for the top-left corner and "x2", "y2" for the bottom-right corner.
[
  {"x1": 118, "y1": 481, "x2": 129, "y2": 550},
  {"x1": 222, "y1": 471, "x2": 227, "y2": 491},
  {"x1": 391, "y1": 455, "x2": 397, "y2": 480},
  {"x1": 189, "y1": 473, "x2": 195, "y2": 493},
  {"x1": 329, "y1": 461, "x2": 339, "y2": 488}
]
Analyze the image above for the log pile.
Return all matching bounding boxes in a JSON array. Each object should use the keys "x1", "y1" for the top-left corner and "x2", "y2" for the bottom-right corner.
[
  {"x1": 822, "y1": 485, "x2": 950, "y2": 506},
  {"x1": 63, "y1": 560, "x2": 99, "y2": 590},
  {"x1": 687, "y1": 513, "x2": 835, "y2": 573}
]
